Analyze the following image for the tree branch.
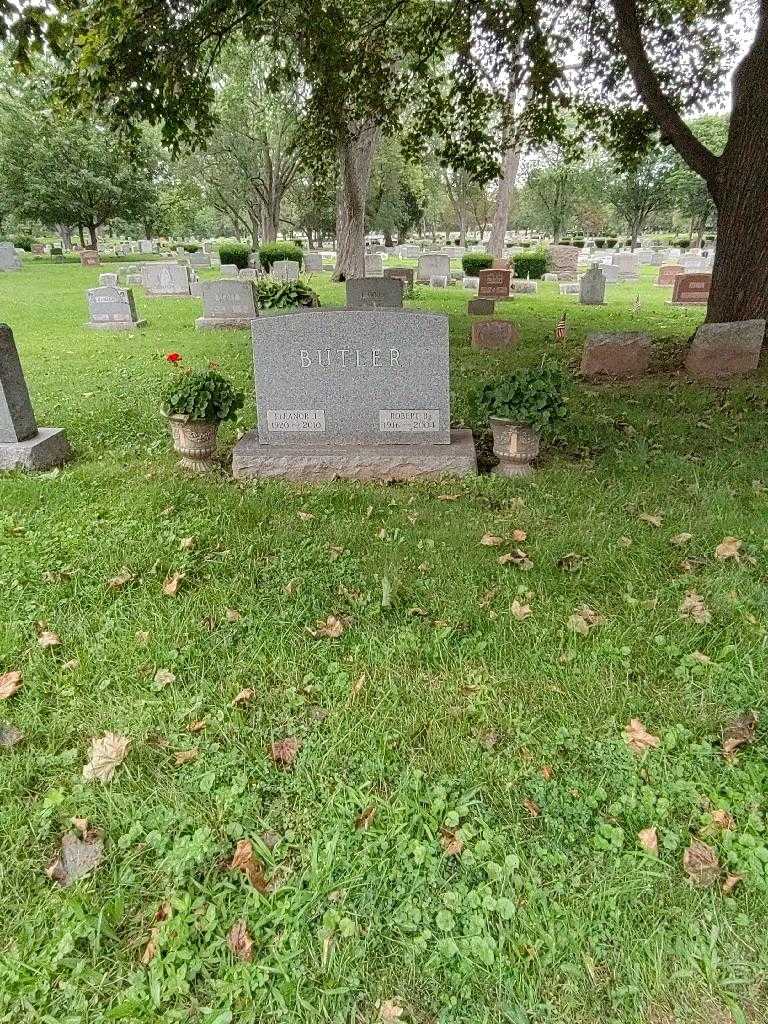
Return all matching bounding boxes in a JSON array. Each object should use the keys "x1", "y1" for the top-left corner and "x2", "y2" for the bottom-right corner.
[{"x1": 611, "y1": 0, "x2": 720, "y2": 188}]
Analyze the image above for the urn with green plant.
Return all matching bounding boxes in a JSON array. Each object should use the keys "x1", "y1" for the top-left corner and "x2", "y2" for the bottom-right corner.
[{"x1": 160, "y1": 363, "x2": 244, "y2": 471}]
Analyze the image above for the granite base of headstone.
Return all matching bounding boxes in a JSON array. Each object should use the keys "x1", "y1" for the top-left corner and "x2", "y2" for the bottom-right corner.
[
  {"x1": 231, "y1": 309, "x2": 477, "y2": 482},
  {"x1": 85, "y1": 285, "x2": 146, "y2": 330},
  {"x1": 471, "y1": 320, "x2": 520, "y2": 351},
  {"x1": 580, "y1": 332, "x2": 652, "y2": 378},
  {"x1": 0, "y1": 324, "x2": 72, "y2": 471},
  {"x1": 468, "y1": 298, "x2": 495, "y2": 315},
  {"x1": 685, "y1": 320, "x2": 765, "y2": 380}
]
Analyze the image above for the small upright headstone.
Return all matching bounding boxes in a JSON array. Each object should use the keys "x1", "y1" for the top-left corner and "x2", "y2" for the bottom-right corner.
[
  {"x1": 430, "y1": 275, "x2": 448, "y2": 288},
  {"x1": 549, "y1": 245, "x2": 579, "y2": 281},
  {"x1": 670, "y1": 273, "x2": 712, "y2": 306},
  {"x1": 417, "y1": 253, "x2": 450, "y2": 284},
  {"x1": 139, "y1": 239, "x2": 155, "y2": 254},
  {"x1": 384, "y1": 267, "x2": 414, "y2": 292},
  {"x1": 0, "y1": 243, "x2": 22, "y2": 271},
  {"x1": 579, "y1": 265, "x2": 606, "y2": 305},
  {"x1": 0, "y1": 324, "x2": 72, "y2": 470},
  {"x1": 559, "y1": 282, "x2": 580, "y2": 295},
  {"x1": 221, "y1": 264, "x2": 239, "y2": 278},
  {"x1": 272, "y1": 260, "x2": 300, "y2": 282},
  {"x1": 478, "y1": 269, "x2": 511, "y2": 299},
  {"x1": 612, "y1": 252, "x2": 639, "y2": 281},
  {"x1": 31, "y1": 244, "x2": 46, "y2": 256},
  {"x1": 239, "y1": 268, "x2": 257, "y2": 281},
  {"x1": 471, "y1": 320, "x2": 520, "y2": 351},
  {"x1": 685, "y1": 320, "x2": 765, "y2": 380},
  {"x1": 196, "y1": 280, "x2": 259, "y2": 329},
  {"x1": 364, "y1": 254, "x2": 383, "y2": 277},
  {"x1": 85, "y1": 285, "x2": 146, "y2": 330},
  {"x1": 304, "y1": 253, "x2": 323, "y2": 272},
  {"x1": 657, "y1": 265, "x2": 684, "y2": 287},
  {"x1": 510, "y1": 279, "x2": 537, "y2": 294},
  {"x1": 581, "y1": 332, "x2": 652, "y2": 378},
  {"x1": 346, "y1": 277, "x2": 404, "y2": 309},
  {"x1": 189, "y1": 251, "x2": 212, "y2": 269},
  {"x1": 142, "y1": 262, "x2": 192, "y2": 298},
  {"x1": 468, "y1": 298, "x2": 495, "y2": 315},
  {"x1": 99, "y1": 272, "x2": 118, "y2": 287}
]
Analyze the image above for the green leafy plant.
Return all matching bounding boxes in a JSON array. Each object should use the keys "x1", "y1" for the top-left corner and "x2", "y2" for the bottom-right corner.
[
  {"x1": 512, "y1": 248, "x2": 548, "y2": 280},
  {"x1": 255, "y1": 278, "x2": 319, "y2": 310},
  {"x1": 218, "y1": 242, "x2": 251, "y2": 269},
  {"x1": 473, "y1": 363, "x2": 569, "y2": 433},
  {"x1": 594, "y1": 237, "x2": 606, "y2": 248},
  {"x1": 11, "y1": 234, "x2": 37, "y2": 251},
  {"x1": 604, "y1": 237, "x2": 618, "y2": 248},
  {"x1": 182, "y1": 243, "x2": 200, "y2": 253},
  {"x1": 676, "y1": 237, "x2": 691, "y2": 250},
  {"x1": 461, "y1": 253, "x2": 494, "y2": 277},
  {"x1": 258, "y1": 241, "x2": 304, "y2": 272},
  {"x1": 160, "y1": 369, "x2": 244, "y2": 423}
]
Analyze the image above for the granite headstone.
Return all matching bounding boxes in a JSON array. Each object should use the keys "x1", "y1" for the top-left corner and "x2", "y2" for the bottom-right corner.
[
  {"x1": 142, "y1": 262, "x2": 192, "y2": 297},
  {"x1": 85, "y1": 285, "x2": 146, "y2": 330},
  {"x1": 196, "y1": 280, "x2": 259, "y2": 329},
  {"x1": 346, "y1": 277, "x2": 404, "y2": 309}
]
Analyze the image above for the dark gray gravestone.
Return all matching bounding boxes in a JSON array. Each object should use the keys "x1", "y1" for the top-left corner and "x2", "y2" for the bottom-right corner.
[
  {"x1": 384, "y1": 267, "x2": 414, "y2": 290},
  {"x1": 304, "y1": 253, "x2": 323, "y2": 272},
  {"x1": 468, "y1": 298, "x2": 495, "y2": 315},
  {"x1": 85, "y1": 286, "x2": 146, "y2": 330},
  {"x1": 346, "y1": 277, "x2": 403, "y2": 309},
  {"x1": 0, "y1": 325, "x2": 72, "y2": 470},
  {"x1": 196, "y1": 280, "x2": 259, "y2": 329}
]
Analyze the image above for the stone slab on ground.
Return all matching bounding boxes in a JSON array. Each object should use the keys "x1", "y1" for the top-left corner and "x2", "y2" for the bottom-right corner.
[
  {"x1": 581, "y1": 331, "x2": 652, "y2": 378},
  {"x1": 232, "y1": 428, "x2": 477, "y2": 481},
  {"x1": 471, "y1": 320, "x2": 520, "y2": 351},
  {"x1": 468, "y1": 298, "x2": 495, "y2": 315},
  {"x1": 0, "y1": 426, "x2": 72, "y2": 471},
  {"x1": 685, "y1": 319, "x2": 765, "y2": 380}
]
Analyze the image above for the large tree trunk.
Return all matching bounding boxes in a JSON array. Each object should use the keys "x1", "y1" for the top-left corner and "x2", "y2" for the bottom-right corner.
[
  {"x1": 334, "y1": 121, "x2": 380, "y2": 280},
  {"x1": 57, "y1": 224, "x2": 72, "y2": 251},
  {"x1": 87, "y1": 222, "x2": 98, "y2": 249},
  {"x1": 488, "y1": 146, "x2": 521, "y2": 257}
]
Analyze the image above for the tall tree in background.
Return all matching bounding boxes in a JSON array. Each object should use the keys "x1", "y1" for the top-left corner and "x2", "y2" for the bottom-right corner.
[
  {"x1": 607, "y1": 148, "x2": 674, "y2": 247},
  {"x1": 669, "y1": 115, "x2": 729, "y2": 246},
  {"x1": 366, "y1": 137, "x2": 424, "y2": 245}
]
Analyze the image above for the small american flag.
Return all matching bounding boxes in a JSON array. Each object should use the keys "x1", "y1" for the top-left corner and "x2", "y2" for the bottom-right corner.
[
  {"x1": 633, "y1": 294, "x2": 641, "y2": 314},
  {"x1": 555, "y1": 312, "x2": 568, "y2": 341}
]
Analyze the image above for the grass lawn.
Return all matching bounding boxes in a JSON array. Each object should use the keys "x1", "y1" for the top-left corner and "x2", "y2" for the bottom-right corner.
[{"x1": 1, "y1": 257, "x2": 767, "y2": 1024}]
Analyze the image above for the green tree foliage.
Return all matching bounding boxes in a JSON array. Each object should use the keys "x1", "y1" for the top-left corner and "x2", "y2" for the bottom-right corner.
[
  {"x1": 366, "y1": 138, "x2": 425, "y2": 246},
  {"x1": 606, "y1": 148, "x2": 675, "y2": 246}
]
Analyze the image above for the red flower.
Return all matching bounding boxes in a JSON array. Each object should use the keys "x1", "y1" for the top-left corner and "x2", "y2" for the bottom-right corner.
[{"x1": 166, "y1": 352, "x2": 182, "y2": 363}]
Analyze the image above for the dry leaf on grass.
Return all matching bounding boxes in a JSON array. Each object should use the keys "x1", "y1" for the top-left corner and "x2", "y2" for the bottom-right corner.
[
  {"x1": 0, "y1": 671, "x2": 22, "y2": 700},
  {"x1": 153, "y1": 668, "x2": 176, "y2": 688},
  {"x1": 683, "y1": 840, "x2": 720, "y2": 888},
  {"x1": 670, "y1": 532, "x2": 693, "y2": 546},
  {"x1": 107, "y1": 567, "x2": 135, "y2": 590},
  {"x1": 355, "y1": 806, "x2": 377, "y2": 830},
  {"x1": 440, "y1": 827, "x2": 463, "y2": 857},
  {"x1": 297, "y1": 510, "x2": 314, "y2": 521},
  {"x1": 162, "y1": 572, "x2": 184, "y2": 597},
  {"x1": 714, "y1": 536, "x2": 743, "y2": 562},
  {"x1": 557, "y1": 552, "x2": 586, "y2": 572},
  {"x1": 710, "y1": 809, "x2": 735, "y2": 830},
  {"x1": 38, "y1": 630, "x2": 61, "y2": 649},
  {"x1": 722, "y1": 711, "x2": 757, "y2": 757},
  {"x1": 498, "y1": 548, "x2": 533, "y2": 570},
  {"x1": 437, "y1": 493, "x2": 459, "y2": 501},
  {"x1": 723, "y1": 873, "x2": 744, "y2": 895},
  {"x1": 174, "y1": 749, "x2": 198, "y2": 766},
  {"x1": 567, "y1": 605, "x2": 604, "y2": 636},
  {"x1": 135, "y1": 630, "x2": 150, "y2": 646},
  {"x1": 0, "y1": 722, "x2": 23, "y2": 747},
  {"x1": 511, "y1": 599, "x2": 532, "y2": 621},
  {"x1": 480, "y1": 533, "x2": 503, "y2": 547},
  {"x1": 187, "y1": 719, "x2": 207, "y2": 733},
  {"x1": 230, "y1": 839, "x2": 269, "y2": 893},
  {"x1": 227, "y1": 919, "x2": 253, "y2": 962},
  {"x1": 617, "y1": 536, "x2": 633, "y2": 548},
  {"x1": 82, "y1": 732, "x2": 130, "y2": 783},
  {"x1": 638, "y1": 827, "x2": 659, "y2": 856},
  {"x1": 232, "y1": 687, "x2": 254, "y2": 706},
  {"x1": 269, "y1": 736, "x2": 300, "y2": 767},
  {"x1": 179, "y1": 536, "x2": 196, "y2": 551},
  {"x1": 624, "y1": 719, "x2": 661, "y2": 754},
  {"x1": 141, "y1": 902, "x2": 172, "y2": 965},
  {"x1": 307, "y1": 615, "x2": 347, "y2": 639},
  {"x1": 225, "y1": 608, "x2": 242, "y2": 623},
  {"x1": 680, "y1": 591, "x2": 712, "y2": 624},
  {"x1": 522, "y1": 798, "x2": 540, "y2": 818},
  {"x1": 639, "y1": 513, "x2": 664, "y2": 527},
  {"x1": 378, "y1": 999, "x2": 404, "y2": 1023},
  {"x1": 46, "y1": 827, "x2": 104, "y2": 886}
]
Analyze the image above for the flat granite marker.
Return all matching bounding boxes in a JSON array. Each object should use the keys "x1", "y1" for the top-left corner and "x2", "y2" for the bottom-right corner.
[
  {"x1": 346, "y1": 277, "x2": 403, "y2": 309},
  {"x1": 232, "y1": 309, "x2": 476, "y2": 481},
  {"x1": 85, "y1": 285, "x2": 146, "y2": 330},
  {"x1": 581, "y1": 332, "x2": 651, "y2": 378},
  {"x1": 471, "y1": 320, "x2": 520, "y2": 351},
  {"x1": 685, "y1": 320, "x2": 765, "y2": 380},
  {"x1": 468, "y1": 298, "x2": 496, "y2": 315},
  {"x1": 142, "y1": 262, "x2": 192, "y2": 298},
  {"x1": 196, "y1": 280, "x2": 259, "y2": 329},
  {"x1": 0, "y1": 324, "x2": 72, "y2": 470},
  {"x1": 0, "y1": 242, "x2": 22, "y2": 271}
]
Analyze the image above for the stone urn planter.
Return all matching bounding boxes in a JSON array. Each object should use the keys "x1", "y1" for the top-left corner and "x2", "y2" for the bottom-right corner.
[
  {"x1": 167, "y1": 415, "x2": 219, "y2": 472},
  {"x1": 489, "y1": 417, "x2": 540, "y2": 476}
]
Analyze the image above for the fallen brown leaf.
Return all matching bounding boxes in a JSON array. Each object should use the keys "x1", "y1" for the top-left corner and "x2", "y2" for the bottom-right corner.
[
  {"x1": 46, "y1": 827, "x2": 104, "y2": 886},
  {"x1": 228, "y1": 919, "x2": 253, "y2": 962},
  {"x1": 670, "y1": 532, "x2": 693, "y2": 546},
  {"x1": 522, "y1": 798, "x2": 540, "y2": 818},
  {"x1": 624, "y1": 718, "x2": 661, "y2": 754},
  {"x1": 714, "y1": 536, "x2": 742, "y2": 562},
  {"x1": 174, "y1": 749, "x2": 198, "y2": 766},
  {"x1": 355, "y1": 806, "x2": 376, "y2": 830},
  {"x1": 232, "y1": 687, "x2": 254, "y2": 706},
  {"x1": 567, "y1": 605, "x2": 604, "y2": 636},
  {"x1": 107, "y1": 567, "x2": 135, "y2": 590},
  {"x1": 162, "y1": 572, "x2": 184, "y2": 597},
  {"x1": 307, "y1": 615, "x2": 347, "y2": 639},
  {"x1": 638, "y1": 826, "x2": 659, "y2": 856},
  {"x1": 378, "y1": 999, "x2": 404, "y2": 1023},
  {"x1": 480, "y1": 533, "x2": 503, "y2": 547},
  {"x1": 680, "y1": 591, "x2": 712, "y2": 624},
  {"x1": 38, "y1": 630, "x2": 61, "y2": 649},
  {"x1": 512, "y1": 529, "x2": 528, "y2": 542},
  {"x1": 269, "y1": 736, "x2": 300, "y2": 767},
  {"x1": 0, "y1": 722, "x2": 23, "y2": 747},
  {"x1": 722, "y1": 711, "x2": 757, "y2": 757},
  {"x1": 230, "y1": 839, "x2": 269, "y2": 892},
  {"x1": 135, "y1": 630, "x2": 150, "y2": 646},
  {"x1": 511, "y1": 599, "x2": 532, "y2": 621},
  {"x1": 82, "y1": 732, "x2": 130, "y2": 783},
  {"x1": 722, "y1": 873, "x2": 744, "y2": 895},
  {"x1": 297, "y1": 510, "x2": 314, "y2": 521},
  {"x1": 557, "y1": 552, "x2": 585, "y2": 572},
  {"x1": 437, "y1": 493, "x2": 459, "y2": 501},
  {"x1": 540, "y1": 764, "x2": 553, "y2": 780},
  {"x1": 141, "y1": 902, "x2": 172, "y2": 965},
  {"x1": 639, "y1": 512, "x2": 663, "y2": 527},
  {"x1": 153, "y1": 668, "x2": 176, "y2": 688},
  {"x1": 440, "y1": 827, "x2": 463, "y2": 857},
  {"x1": 225, "y1": 608, "x2": 242, "y2": 622},
  {"x1": 187, "y1": 719, "x2": 207, "y2": 733},
  {"x1": 683, "y1": 840, "x2": 720, "y2": 888},
  {"x1": 0, "y1": 670, "x2": 22, "y2": 700},
  {"x1": 498, "y1": 548, "x2": 533, "y2": 570},
  {"x1": 710, "y1": 809, "x2": 735, "y2": 830}
]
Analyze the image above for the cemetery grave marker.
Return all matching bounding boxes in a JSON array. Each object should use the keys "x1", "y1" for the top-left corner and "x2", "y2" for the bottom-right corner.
[
  {"x1": 581, "y1": 332, "x2": 652, "y2": 378},
  {"x1": 346, "y1": 277, "x2": 404, "y2": 309},
  {"x1": 0, "y1": 243, "x2": 22, "y2": 271},
  {"x1": 685, "y1": 319, "x2": 765, "y2": 380},
  {"x1": 657, "y1": 264, "x2": 684, "y2": 287},
  {"x1": 364, "y1": 254, "x2": 384, "y2": 277},
  {"x1": 304, "y1": 253, "x2": 323, "y2": 272},
  {"x1": 468, "y1": 298, "x2": 495, "y2": 315},
  {"x1": 189, "y1": 251, "x2": 212, "y2": 268},
  {"x1": 416, "y1": 253, "x2": 450, "y2": 284},
  {"x1": 0, "y1": 324, "x2": 72, "y2": 470},
  {"x1": 239, "y1": 268, "x2": 258, "y2": 281},
  {"x1": 471, "y1": 320, "x2": 520, "y2": 351},
  {"x1": 478, "y1": 269, "x2": 511, "y2": 299},
  {"x1": 99, "y1": 273, "x2": 118, "y2": 287},
  {"x1": 272, "y1": 259, "x2": 300, "y2": 282},
  {"x1": 85, "y1": 285, "x2": 146, "y2": 330},
  {"x1": 221, "y1": 264, "x2": 239, "y2": 278},
  {"x1": 579, "y1": 265, "x2": 606, "y2": 305},
  {"x1": 142, "y1": 262, "x2": 192, "y2": 298},
  {"x1": 196, "y1": 280, "x2": 259, "y2": 329},
  {"x1": 670, "y1": 273, "x2": 712, "y2": 306},
  {"x1": 384, "y1": 267, "x2": 414, "y2": 292},
  {"x1": 549, "y1": 244, "x2": 579, "y2": 281},
  {"x1": 232, "y1": 309, "x2": 477, "y2": 481}
]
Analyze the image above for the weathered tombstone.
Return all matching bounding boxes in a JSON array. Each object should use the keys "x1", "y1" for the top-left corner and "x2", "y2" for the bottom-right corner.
[
  {"x1": 462, "y1": 277, "x2": 479, "y2": 290},
  {"x1": 126, "y1": 274, "x2": 142, "y2": 286},
  {"x1": 601, "y1": 263, "x2": 620, "y2": 283},
  {"x1": 542, "y1": 272, "x2": 559, "y2": 282},
  {"x1": 142, "y1": 262, "x2": 192, "y2": 298},
  {"x1": 346, "y1": 277, "x2": 404, "y2": 309},
  {"x1": 364, "y1": 254, "x2": 384, "y2": 277},
  {"x1": 231, "y1": 309, "x2": 477, "y2": 481},
  {"x1": 384, "y1": 267, "x2": 414, "y2": 292},
  {"x1": 221, "y1": 264, "x2": 239, "y2": 278},
  {"x1": 685, "y1": 320, "x2": 765, "y2": 380},
  {"x1": 468, "y1": 298, "x2": 496, "y2": 315},
  {"x1": 478, "y1": 268, "x2": 511, "y2": 299},
  {"x1": 657, "y1": 264, "x2": 684, "y2": 287},
  {"x1": 579, "y1": 265, "x2": 606, "y2": 305},
  {"x1": 670, "y1": 273, "x2": 712, "y2": 306},
  {"x1": 31, "y1": 244, "x2": 46, "y2": 256},
  {"x1": 0, "y1": 324, "x2": 72, "y2": 470},
  {"x1": 510, "y1": 279, "x2": 537, "y2": 294},
  {"x1": 189, "y1": 251, "x2": 212, "y2": 268},
  {"x1": 138, "y1": 239, "x2": 155, "y2": 254},
  {"x1": 612, "y1": 252, "x2": 639, "y2": 280},
  {"x1": 272, "y1": 259, "x2": 300, "y2": 282},
  {"x1": 559, "y1": 282, "x2": 580, "y2": 295},
  {"x1": 99, "y1": 272, "x2": 118, "y2": 287},
  {"x1": 580, "y1": 332, "x2": 652, "y2": 378},
  {"x1": 549, "y1": 244, "x2": 579, "y2": 281},
  {"x1": 85, "y1": 285, "x2": 146, "y2": 330},
  {"x1": 248, "y1": 252, "x2": 261, "y2": 269},
  {"x1": 416, "y1": 253, "x2": 450, "y2": 284},
  {"x1": 239, "y1": 268, "x2": 258, "y2": 281},
  {"x1": 430, "y1": 275, "x2": 448, "y2": 288},
  {"x1": 189, "y1": 270, "x2": 202, "y2": 298},
  {"x1": 634, "y1": 248, "x2": 653, "y2": 264},
  {"x1": 471, "y1": 320, "x2": 520, "y2": 351},
  {"x1": 0, "y1": 243, "x2": 22, "y2": 271},
  {"x1": 304, "y1": 252, "x2": 323, "y2": 272},
  {"x1": 196, "y1": 280, "x2": 259, "y2": 329}
]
